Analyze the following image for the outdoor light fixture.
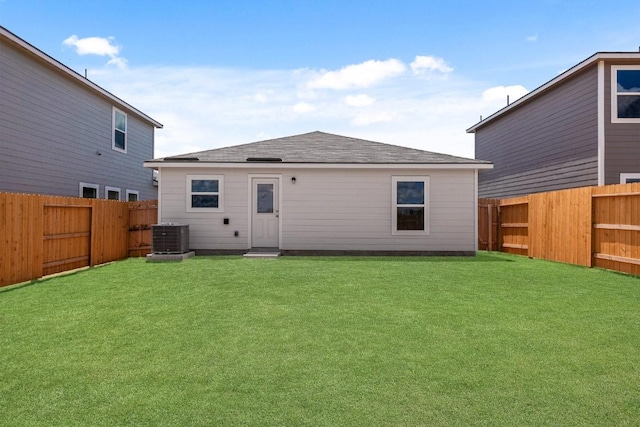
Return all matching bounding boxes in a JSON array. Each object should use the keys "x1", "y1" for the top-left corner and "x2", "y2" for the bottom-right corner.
[{"x1": 291, "y1": 177, "x2": 296, "y2": 183}]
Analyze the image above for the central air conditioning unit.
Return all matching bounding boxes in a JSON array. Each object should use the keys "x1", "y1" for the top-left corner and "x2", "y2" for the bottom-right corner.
[{"x1": 152, "y1": 223, "x2": 190, "y2": 254}]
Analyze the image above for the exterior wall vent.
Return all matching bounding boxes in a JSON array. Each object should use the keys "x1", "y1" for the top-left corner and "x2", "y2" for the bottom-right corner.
[
  {"x1": 246, "y1": 157, "x2": 282, "y2": 162},
  {"x1": 152, "y1": 223, "x2": 190, "y2": 254}
]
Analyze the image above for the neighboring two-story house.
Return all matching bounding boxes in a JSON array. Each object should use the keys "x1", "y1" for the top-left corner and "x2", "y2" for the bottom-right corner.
[
  {"x1": 0, "y1": 25, "x2": 162, "y2": 201},
  {"x1": 468, "y1": 52, "x2": 640, "y2": 198}
]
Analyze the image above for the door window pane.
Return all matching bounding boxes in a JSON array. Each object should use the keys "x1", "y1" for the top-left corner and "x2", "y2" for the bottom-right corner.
[{"x1": 257, "y1": 183, "x2": 274, "y2": 213}]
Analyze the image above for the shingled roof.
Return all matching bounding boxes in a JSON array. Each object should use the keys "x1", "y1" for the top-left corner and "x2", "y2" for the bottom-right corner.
[{"x1": 153, "y1": 131, "x2": 490, "y2": 165}]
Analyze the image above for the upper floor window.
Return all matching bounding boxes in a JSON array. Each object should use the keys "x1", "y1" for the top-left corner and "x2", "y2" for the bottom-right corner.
[
  {"x1": 113, "y1": 108, "x2": 127, "y2": 152},
  {"x1": 186, "y1": 175, "x2": 224, "y2": 212},
  {"x1": 391, "y1": 176, "x2": 429, "y2": 235},
  {"x1": 612, "y1": 66, "x2": 640, "y2": 123}
]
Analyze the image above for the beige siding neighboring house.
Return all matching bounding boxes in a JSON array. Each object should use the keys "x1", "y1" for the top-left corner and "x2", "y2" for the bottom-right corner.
[
  {"x1": 0, "y1": 25, "x2": 162, "y2": 200},
  {"x1": 145, "y1": 132, "x2": 492, "y2": 255},
  {"x1": 468, "y1": 52, "x2": 640, "y2": 199}
]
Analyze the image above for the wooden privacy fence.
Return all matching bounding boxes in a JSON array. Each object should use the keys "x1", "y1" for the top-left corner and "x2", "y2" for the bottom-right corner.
[
  {"x1": 0, "y1": 193, "x2": 157, "y2": 287},
  {"x1": 478, "y1": 183, "x2": 640, "y2": 275}
]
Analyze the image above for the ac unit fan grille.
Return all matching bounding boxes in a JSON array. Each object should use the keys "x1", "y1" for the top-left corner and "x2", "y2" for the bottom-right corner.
[{"x1": 152, "y1": 224, "x2": 190, "y2": 254}]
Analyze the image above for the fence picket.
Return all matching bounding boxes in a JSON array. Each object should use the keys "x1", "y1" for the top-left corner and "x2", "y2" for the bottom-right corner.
[
  {"x1": 0, "y1": 192, "x2": 157, "y2": 288},
  {"x1": 479, "y1": 183, "x2": 640, "y2": 276}
]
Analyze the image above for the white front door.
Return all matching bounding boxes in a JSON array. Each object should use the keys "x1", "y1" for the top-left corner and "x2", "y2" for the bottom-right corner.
[{"x1": 251, "y1": 178, "x2": 279, "y2": 248}]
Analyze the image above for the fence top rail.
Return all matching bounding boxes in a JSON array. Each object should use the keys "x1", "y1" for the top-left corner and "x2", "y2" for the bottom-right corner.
[
  {"x1": 44, "y1": 204, "x2": 92, "y2": 208},
  {"x1": 592, "y1": 191, "x2": 640, "y2": 198},
  {"x1": 499, "y1": 199, "x2": 529, "y2": 207}
]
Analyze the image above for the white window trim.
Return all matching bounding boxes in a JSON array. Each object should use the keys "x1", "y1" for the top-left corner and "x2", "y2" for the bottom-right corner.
[
  {"x1": 112, "y1": 107, "x2": 128, "y2": 153},
  {"x1": 105, "y1": 186, "x2": 121, "y2": 201},
  {"x1": 620, "y1": 173, "x2": 640, "y2": 184},
  {"x1": 79, "y1": 182, "x2": 99, "y2": 199},
  {"x1": 611, "y1": 65, "x2": 640, "y2": 123},
  {"x1": 391, "y1": 176, "x2": 429, "y2": 236},
  {"x1": 126, "y1": 189, "x2": 140, "y2": 202},
  {"x1": 186, "y1": 175, "x2": 224, "y2": 212}
]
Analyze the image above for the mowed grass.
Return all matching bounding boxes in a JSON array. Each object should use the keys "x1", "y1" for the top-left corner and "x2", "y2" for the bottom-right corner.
[{"x1": 1, "y1": 253, "x2": 639, "y2": 426}]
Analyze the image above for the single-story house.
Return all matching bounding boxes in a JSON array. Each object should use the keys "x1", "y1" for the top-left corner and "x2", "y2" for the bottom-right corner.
[{"x1": 144, "y1": 131, "x2": 492, "y2": 255}]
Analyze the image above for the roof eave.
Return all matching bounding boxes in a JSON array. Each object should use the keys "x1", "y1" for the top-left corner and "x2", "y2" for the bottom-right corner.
[
  {"x1": 143, "y1": 161, "x2": 493, "y2": 170},
  {"x1": 0, "y1": 25, "x2": 163, "y2": 129},
  {"x1": 466, "y1": 52, "x2": 640, "y2": 133}
]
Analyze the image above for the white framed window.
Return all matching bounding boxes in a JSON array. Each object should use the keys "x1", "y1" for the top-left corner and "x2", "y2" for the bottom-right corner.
[
  {"x1": 112, "y1": 107, "x2": 127, "y2": 152},
  {"x1": 126, "y1": 190, "x2": 140, "y2": 202},
  {"x1": 105, "y1": 186, "x2": 121, "y2": 200},
  {"x1": 620, "y1": 173, "x2": 640, "y2": 184},
  {"x1": 187, "y1": 175, "x2": 224, "y2": 212},
  {"x1": 611, "y1": 65, "x2": 640, "y2": 123},
  {"x1": 79, "y1": 182, "x2": 99, "y2": 199},
  {"x1": 392, "y1": 176, "x2": 429, "y2": 235}
]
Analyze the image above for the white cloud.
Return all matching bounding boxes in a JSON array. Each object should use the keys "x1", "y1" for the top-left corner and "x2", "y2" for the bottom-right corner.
[
  {"x1": 526, "y1": 34, "x2": 538, "y2": 42},
  {"x1": 307, "y1": 59, "x2": 405, "y2": 90},
  {"x1": 410, "y1": 55, "x2": 453, "y2": 74},
  {"x1": 85, "y1": 58, "x2": 529, "y2": 160},
  {"x1": 482, "y1": 85, "x2": 529, "y2": 103},
  {"x1": 63, "y1": 35, "x2": 127, "y2": 69},
  {"x1": 293, "y1": 102, "x2": 316, "y2": 113},
  {"x1": 344, "y1": 94, "x2": 375, "y2": 107}
]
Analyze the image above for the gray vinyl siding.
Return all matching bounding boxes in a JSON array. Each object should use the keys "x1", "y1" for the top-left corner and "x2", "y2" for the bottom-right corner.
[
  {"x1": 0, "y1": 37, "x2": 156, "y2": 200},
  {"x1": 603, "y1": 60, "x2": 640, "y2": 184},
  {"x1": 475, "y1": 65, "x2": 599, "y2": 198},
  {"x1": 158, "y1": 167, "x2": 477, "y2": 252}
]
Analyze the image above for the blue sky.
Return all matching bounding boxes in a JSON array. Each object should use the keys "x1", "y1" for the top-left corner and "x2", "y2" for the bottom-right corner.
[{"x1": 2, "y1": 0, "x2": 640, "y2": 158}]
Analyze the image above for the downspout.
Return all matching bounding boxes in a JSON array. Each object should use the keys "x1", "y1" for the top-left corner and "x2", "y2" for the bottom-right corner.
[
  {"x1": 597, "y1": 61, "x2": 605, "y2": 185},
  {"x1": 474, "y1": 169, "x2": 479, "y2": 253}
]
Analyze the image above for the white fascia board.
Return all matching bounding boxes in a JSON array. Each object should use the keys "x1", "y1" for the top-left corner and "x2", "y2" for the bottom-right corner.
[
  {"x1": 466, "y1": 52, "x2": 640, "y2": 133},
  {"x1": 0, "y1": 26, "x2": 163, "y2": 129},
  {"x1": 144, "y1": 161, "x2": 494, "y2": 170}
]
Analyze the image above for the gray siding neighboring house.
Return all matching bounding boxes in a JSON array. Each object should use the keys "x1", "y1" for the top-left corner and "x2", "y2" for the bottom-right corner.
[
  {"x1": 468, "y1": 52, "x2": 640, "y2": 198},
  {"x1": 144, "y1": 132, "x2": 493, "y2": 255},
  {"x1": 0, "y1": 25, "x2": 162, "y2": 200}
]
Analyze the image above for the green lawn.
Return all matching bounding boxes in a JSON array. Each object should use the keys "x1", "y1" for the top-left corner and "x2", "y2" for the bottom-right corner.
[{"x1": 1, "y1": 253, "x2": 639, "y2": 426}]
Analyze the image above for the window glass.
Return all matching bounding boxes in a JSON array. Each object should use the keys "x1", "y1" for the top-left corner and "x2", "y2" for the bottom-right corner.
[
  {"x1": 114, "y1": 110, "x2": 126, "y2": 131},
  {"x1": 82, "y1": 187, "x2": 97, "y2": 198},
  {"x1": 397, "y1": 181, "x2": 424, "y2": 204},
  {"x1": 617, "y1": 70, "x2": 640, "y2": 92},
  {"x1": 397, "y1": 207, "x2": 424, "y2": 230},
  {"x1": 114, "y1": 130, "x2": 125, "y2": 150},
  {"x1": 617, "y1": 96, "x2": 640, "y2": 118},
  {"x1": 107, "y1": 190, "x2": 119, "y2": 200},
  {"x1": 192, "y1": 195, "x2": 219, "y2": 208},
  {"x1": 192, "y1": 180, "x2": 218, "y2": 193},
  {"x1": 127, "y1": 192, "x2": 138, "y2": 202},
  {"x1": 257, "y1": 183, "x2": 274, "y2": 213}
]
